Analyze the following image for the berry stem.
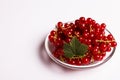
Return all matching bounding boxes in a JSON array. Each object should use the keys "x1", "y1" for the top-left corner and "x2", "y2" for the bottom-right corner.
[{"x1": 96, "y1": 40, "x2": 115, "y2": 43}]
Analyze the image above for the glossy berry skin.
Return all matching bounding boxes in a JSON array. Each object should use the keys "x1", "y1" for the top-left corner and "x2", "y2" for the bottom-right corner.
[
  {"x1": 111, "y1": 41, "x2": 117, "y2": 47},
  {"x1": 64, "y1": 23, "x2": 69, "y2": 28},
  {"x1": 93, "y1": 54, "x2": 103, "y2": 61},
  {"x1": 67, "y1": 59, "x2": 75, "y2": 65},
  {"x1": 107, "y1": 34, "x2": 114, "y2": 40},
  {"x1": 82, "y1": 57, "x2": 90, "y2": 65},
  {"x1": 100, "y1": 43, "x2": 107, "y2": 52},
  {"x1": 57, "y1": 22, "x2": 63, "y2": 28},
  {"x1": 92, "y1": 46, "x2": 99, "y2": 55},
  {"x1": 75, "y1": 59, "x2": 82, "y2": 65},
  {"x1": 100, "y1": 23, "x2": 106, "y2": 31},
  {"x1": 86, "y1": 18, "x2": 92, "y2": 24},
  {"x1": 79, "y1": 17, "x2": 85, "y2": 23}
]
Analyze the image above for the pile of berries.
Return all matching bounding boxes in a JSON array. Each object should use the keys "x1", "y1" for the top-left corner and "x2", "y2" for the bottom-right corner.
[{"x1": 48, "y1": 17, "x2": 117, "y2": 65}]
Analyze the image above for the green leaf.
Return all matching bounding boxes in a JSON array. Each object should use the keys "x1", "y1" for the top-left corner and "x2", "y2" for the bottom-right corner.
[
  {"x1": 78, "y1": 43, "x2": 88, "y2": 56},
  {"x1": 70, "y1": 37, "x2": 81, "y2": 54},
  {"x1": 64, "y1": 52, "x2": 74, "y2": 58},
  {"x1": 63, "y1": 36, "x2": 88, "y2": 58},
  {"x1": 63, "y1": 43, "x2": 74, "y2": 58}
]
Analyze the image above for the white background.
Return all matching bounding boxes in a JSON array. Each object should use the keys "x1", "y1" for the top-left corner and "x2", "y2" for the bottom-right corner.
[{"x1": 0, "y1": 0, "x2": 120, "y2": 80}]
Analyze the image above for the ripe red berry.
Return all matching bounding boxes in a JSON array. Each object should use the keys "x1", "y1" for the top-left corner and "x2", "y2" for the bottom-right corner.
[
  {"x1": 100, "y1": 23, "x2": 106, "y2": 31},
  {"x1": 50, "y1": 30, "x2": 56, "y2": 36},
  {"x1": 75, "y1": 19, "x2": 80, "y2": 27},
  {"x1": 55, "y1": 48, "x2": 64, "y2": 56},
  {"x1": 75, "y1": 59, "x2": 82, "y2": 65},
  {"x1": 92, "y1": 47, "x2": 99, "y2": 55},
  {"x1": 80, "y1": 23, "x2": 86, "y2": 29},
  {"x1": 83, "y1": 32, "x2": 89, "y2": 38},
  {"x1": 107, "y1": 34, "x2": 114, "y2": 40},
  {"x1": 91, "y1": 20, "x2": 96, "y2": 25},
  {"x1": 106, "y1": 46, "x2": 111, "y2": 52},
  {"x1": 86, "y1": 18, "x2": 92, "y2": 24},
  {"x1": 94, "y1": 54, "x2": 103, "y2": 61},
  {"x1": 65, "y1": 38, "x2": 71, "y2": 43},
  {"x1": 68, "y1": 59, "x2": 76, "y2": 65},
  {"x1": 100, "y1": 43, "x2": 107, "y2": 52},
  {"x1": 111, "y1": 41, "x2": 117, "y2": 47},
  {"x1": 94, "y1": 23, "x2": 100, "y2": 29},
  {"x1": 64, "y1": 23, "x2": 69, "y2": 28},
  {"x1": 79, "y1": 17, "x2": 85, "y2": 23},
  {"x1": 82, "y1": 57, "x2": 90, "y2": 65},
  {"x1": 57, "y1": 22, "x2": 63, "y2": 28},
  {"x1": 49, "y1": 35, "x2": 54, "y2": 42}
]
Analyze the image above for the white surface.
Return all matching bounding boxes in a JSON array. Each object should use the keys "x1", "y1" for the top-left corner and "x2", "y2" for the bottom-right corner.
[{"x1": 0, "y1": 0, "x2": 120, "y2": 80}]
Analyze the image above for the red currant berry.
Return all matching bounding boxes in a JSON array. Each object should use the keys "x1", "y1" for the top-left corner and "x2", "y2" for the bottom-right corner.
[
  {"x1": 107, "y1": 34, "x2": 114, "y2": 40},
  {"x1": 92, "y1": 47, "x2": 99, "y2": 55},
  {"x1": 55, "y1": 48, "x2": 64, "y2": 56},
  {"x1": 96, "y1": 33, "x2": 104, "y2": 39},
  {"x1": 86, "y1": 18, "x2": 92, "y2": 24},
  {"x1": 88, "y1": 44, "x2": 92, "y2": 50},
  {"x1": 64, "y1": 23, "x2": 69, "y2": 28},
  {"x1": 91, "y1": 20, "x2": 96, "y2": 25},
  {"x1": 79, "y1": 37, "x2": 84, "y2": 42},
  {"x1": 57, "y1": 22, "x2": 63, "y2": 28},
  {"x1": 106, "y1": 46, "x2": 111, "y2": 52},
  {"x1": 94, "y1": 23, "x2": 100, "y2": 29},
  {"x1": 86, "y1": 52, "x2": 92, "y2": 58},
  {"x1": 100, "y1": 43, "x2": 107, "y2": 52},
  {"x1": 103, "y1": 36, "x2": 108, "y2": 41},
  {"x1": 75, "y1": 59, "x2": 82, "y2": 65},
  {"x1": 48, "y1": 35, "x2": 54, "y2": 42},
  {"x1": 101, "y1": 23, "x2": 106, "y2": 29},
  {"x1": 75, "y1": 19, "x2": 80, "y2": 27},
  {"x1": 88, "y1": 38, "x2": 92, "y2": 43},
  {"x1": 82, "y1": 57, "x2": 90, "y2": 65},
  {"x1": 83, "y1": 32, "x2": 89, "y2": 38},
  {"x1": 84, "y1": 28, "x2": 89, "y2": 33},
  {"x1": 90, "y1": 33, "x2": 95, "y2": 38},
  {"x1": 92, "y1": 39, "x2": 99, "y2": 46},
  {"x1": 65, "y1": 38, "x2": 71, "y2": 43},
  {"x1": 50, "y1": 30, "x2": 56, "y2": 36},
  {"x1": 53, "y1": 50, "x2": 60, "y2": 58},
  {"x1": 68, "y1": 59, "x2": 75, "y2": 65},
  {"x1": 102, "y1": 52, "x2": 106, "y2": 57},
  {"x1": 80, "y1": 23, "x2": 86, "y2": 29},
  {"x1": 111, "y1": 41, "x2": 117, "y2": 47},
  {"x1": 94, "y1": 54, "x2": 103, "y2": 61},
  {"x1": 79, "y1": 17, "x2": 85, "y2": 23}
]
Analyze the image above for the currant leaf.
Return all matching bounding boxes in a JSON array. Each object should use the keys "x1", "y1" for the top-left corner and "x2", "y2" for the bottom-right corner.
[
  {"x1": 63, "y1": 43, "x2": 74, "y2": 58},
  {"x1": 63, "y1": 37, "x2": 88, "y2": 58}
]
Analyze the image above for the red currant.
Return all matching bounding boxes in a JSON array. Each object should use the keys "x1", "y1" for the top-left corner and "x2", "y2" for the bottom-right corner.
[
  {"x1": 92, "y1": 47, "x2": 99, "y2": 55},
  {"x1": 75, "y1": 59, "x2": 82, "y2": 65},
  {"x1": 100, "y1": 43, "x2": 107, "y2": 52},
  {"x1": 86, "y1": 18, "x2": 92, "y2": 24},
  {"x1": 79, "y1": 17, "x2": 85, "y2": 23},
  {"x1": 100, "y1": 23, "x2": 106, "y2": 31},
  {"x1": 57, "y1": 22, "x2": 63, "y2": 28},
  {"x1": 64, "y1": 23, "x2": 69, "y2": 28},
  {"x1": 49, "y1": 35, "x2": 54, "y2": 42},
  {"x1": 111, "y1": 41, "x2": 117, "y2": 47},
  {"x1": 82, "y1": 57, "x2": 90, "y2": 65},
  {"x1": 68, "y1": 59, "x2": 75, "y2": 65},
  {"x1": 94, "y1": 54, "x2": 103, "y2": 61},
  {"x1": 107, "y1": 34, "x2": 114, "y2": 40}
]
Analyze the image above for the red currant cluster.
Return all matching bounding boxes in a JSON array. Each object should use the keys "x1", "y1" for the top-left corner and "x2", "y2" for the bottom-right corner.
[{"x1": 48, "y1": 17, "x2": 117, "y2": 65}]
